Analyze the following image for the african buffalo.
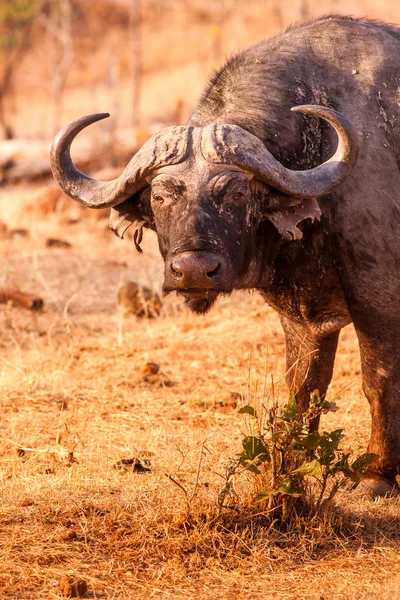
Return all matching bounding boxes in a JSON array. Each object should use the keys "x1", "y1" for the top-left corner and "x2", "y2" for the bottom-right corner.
[{"x1": 51, "y1": 16, "x2": 400, "y2": 496}]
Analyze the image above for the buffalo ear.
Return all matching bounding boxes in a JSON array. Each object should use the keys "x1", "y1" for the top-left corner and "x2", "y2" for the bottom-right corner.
[
  {"x1": 265, "y1": 197, "x2": 322, "y2": 241},
  {"x1": 109, "y1": 188, "x2": 154, "y2": 251}
]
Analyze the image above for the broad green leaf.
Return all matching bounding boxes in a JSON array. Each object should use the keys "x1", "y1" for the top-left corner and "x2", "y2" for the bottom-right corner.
[
  {"x1": 291, "y1": 458, "x2": 321, "y2": 475},
  {"x1": 335, "y1": 452, "x2": 350, "y2": 466},
  {"x1": 274, "y1": 479, "x2": 306, "y2": 498},
  {"x1": 238, "y1": 405, "x2": 257, "y2": 417},
  {"x1": 351, "y1": 453, "x2": 379, "y2": 472},
  {"x1": 256, "y1": 480, "x2": 306, "y2": 501},
  {"x1": 295, "y1": 431, "x2": 322, "y2": 451},
  {"x1": 255, "y1": 488, "x2": 280, "y2": 501},
  {"x1": 279, "y1": 484, "x2": 306, "y2": 497},
  {"x1": 328, "y1": 453, "x2": 351, "y2": 476},
  {"x1": 241, "y1": 435, "x2": 270, "y2": 462},
  {"x1": 330, "y1": 429, "x2": 344, "y2": 449},
  {"x1": 282, "y1": 392, "x2": 298, "y2": 422},
  {"x1": 319, "y1": 429, "x2": 344, "y2": 450}
]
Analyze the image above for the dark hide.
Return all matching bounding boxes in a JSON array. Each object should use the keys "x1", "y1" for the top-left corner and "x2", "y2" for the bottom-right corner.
[
  {"x1": 55, "y1": 15, "x2": 400, "y2": 492},
  {"x1": 138, "y1": 16, "x2": 400, "y2": 487}
]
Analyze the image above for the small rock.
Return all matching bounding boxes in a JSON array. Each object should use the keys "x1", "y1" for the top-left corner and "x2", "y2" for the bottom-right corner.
[
  {"x1": 66, "y1": 452, "x2": 78, "y2": 466},
  {"x1": 142, "y1": 362, "x2": 160, "y2": 375},
  {"x1": 141, "y1": 364, "x2": 174, "y2": 387},
  {"x1": 225, "y1": 391, "x2": 242, "y2": 407},
  {"x1": 0, "y1": 221, "x2": 9, "y2": 239},
  {"x1": 59, "y1": 577, "x2": 88, "y2": 598},
  {"x1": 21, "y1": 499, "x2": 34, "y2": 507},
  {"x1": 217, "y1": 391, "x2": 243, "y2": 411},
  {"x1": 114, "y1": 457, "x2": 151, "y2": 473},
  {"x1": 46, "y1": 238, "x2": 72, "y2": 249}
]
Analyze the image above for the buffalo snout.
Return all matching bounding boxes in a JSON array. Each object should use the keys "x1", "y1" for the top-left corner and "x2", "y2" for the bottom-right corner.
[{"x1": 166, "y1": 251, "x2": 230, "y2": 290}]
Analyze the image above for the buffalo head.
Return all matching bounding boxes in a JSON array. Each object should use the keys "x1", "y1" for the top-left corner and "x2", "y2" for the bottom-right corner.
[{"x1": 50, "y1": 106, "x2": 358, "y2": 313}]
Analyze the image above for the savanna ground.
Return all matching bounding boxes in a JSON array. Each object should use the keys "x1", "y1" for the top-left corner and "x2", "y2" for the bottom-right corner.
[
  {"x1": 2, "y1": 1, "x2": 400, "y2": 598},
  {"x1": 1, "y1": 186, "x2": 400, "y2": 600}
]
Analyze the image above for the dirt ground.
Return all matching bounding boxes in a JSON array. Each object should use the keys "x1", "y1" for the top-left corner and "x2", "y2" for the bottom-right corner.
[
  {"x1": 0, "y1": 184, "x2": 399, "y2": 600},
  {"x1": 2, "y1": 2, "x2": 400, "y2": 595}
]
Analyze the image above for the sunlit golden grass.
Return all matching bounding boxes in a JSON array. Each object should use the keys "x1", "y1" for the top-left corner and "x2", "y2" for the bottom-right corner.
[{"x1": 1, "y1": 189, "x2": 400, "y2": 599}]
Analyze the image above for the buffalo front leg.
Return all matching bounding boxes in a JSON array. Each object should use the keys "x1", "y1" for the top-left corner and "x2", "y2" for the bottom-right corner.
[{"x1": 280, "y1": 316, "x2": 340, "y2": 427}]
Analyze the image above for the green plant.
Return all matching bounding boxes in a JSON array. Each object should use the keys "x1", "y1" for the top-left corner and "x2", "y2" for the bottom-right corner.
[{"x1": 219, "y1": 391, "x2": 377, "y2": 520}]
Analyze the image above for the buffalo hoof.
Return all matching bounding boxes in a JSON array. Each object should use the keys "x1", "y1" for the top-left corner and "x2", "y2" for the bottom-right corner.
[{"x1": 356, "y1": 477, "x2": 400, "y2": 499}]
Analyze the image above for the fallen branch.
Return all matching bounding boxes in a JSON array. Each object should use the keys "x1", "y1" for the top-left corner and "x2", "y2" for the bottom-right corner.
[{"x1": 0, "y1": 289, "x2": 44, "y2": 311}]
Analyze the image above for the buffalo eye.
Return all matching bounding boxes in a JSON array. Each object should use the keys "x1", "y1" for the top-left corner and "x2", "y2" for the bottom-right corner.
[
  {"x1": 232, "y1": 191, "x2": 244, "y2": 201},
  {"x1": 153, "y1": 194, "x2": 164, "y2": 204}
]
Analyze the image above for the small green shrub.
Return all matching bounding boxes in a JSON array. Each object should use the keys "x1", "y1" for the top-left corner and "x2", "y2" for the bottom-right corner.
[{"x1": 219, "y1": 392, "x2": 377, "y2": 521}]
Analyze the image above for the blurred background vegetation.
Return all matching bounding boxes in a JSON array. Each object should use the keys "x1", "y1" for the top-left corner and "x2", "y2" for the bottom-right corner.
[{"x1": 0, "y1": 0, "x2": 398, "y2": 143}]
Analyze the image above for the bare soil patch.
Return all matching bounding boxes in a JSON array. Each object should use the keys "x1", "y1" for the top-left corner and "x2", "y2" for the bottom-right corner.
[{"x1": 0, "y1": 189, "x2": 399, "y2": 599}]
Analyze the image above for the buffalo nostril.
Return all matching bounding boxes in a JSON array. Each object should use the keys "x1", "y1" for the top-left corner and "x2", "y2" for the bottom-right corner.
[
  {"x1": 206, "y1": 262, "x2": 220, "y2": 278},
  {"x1": 171, "y1": 261, "x2": 183, "y2": 278}
]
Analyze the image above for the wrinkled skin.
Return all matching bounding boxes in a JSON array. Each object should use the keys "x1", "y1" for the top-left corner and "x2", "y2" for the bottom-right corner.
[
  {"x1": 149, "y1": 157, "x2": 261, "y2": 313},
  {"x1": 52, "y1": 16, "x2": 400, "y2": 496},
  {"x1": 153, "y1": 17, "x2": 400, "y2": 495}
]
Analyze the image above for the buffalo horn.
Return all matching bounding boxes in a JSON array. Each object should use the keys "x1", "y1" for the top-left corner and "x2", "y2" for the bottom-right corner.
[
  {"x1": 202, "y1": 105, "x2": 359, "y2": 199},
  {"x1": 50, "y1": 114, "x2": 190, "y2": 208}
]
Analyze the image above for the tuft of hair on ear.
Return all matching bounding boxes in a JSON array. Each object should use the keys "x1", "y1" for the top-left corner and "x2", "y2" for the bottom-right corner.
[{"x1": 133, "y1": 222, "x2": 145, "y2": 253}]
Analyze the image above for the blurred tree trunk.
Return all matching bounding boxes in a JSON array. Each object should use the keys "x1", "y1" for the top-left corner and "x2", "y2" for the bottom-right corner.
[
  {"x1": 209, "y1": 0, "x2": 225, "y2": 66},
  {"x1": 299, "y1": 0, "x2": 310, "y2": 21},
  {"x1": 130, "y1": 0, "x2": 143, "y2": 131},
  {"x1": 0, "y1": 1, "x2": 38, "y2": 139},
  {"x1": 107, "y1": 44, "x2": 120, "y2": 166},
  {"x1": 45, "y1": 0, "x2": 74, "y2": 135},
  {"x1": 0, "y1": 62, "x2": 16, "y2": 139},
  {"x1": 269, "y1": 0, "x2": 284, "y2": 30}
]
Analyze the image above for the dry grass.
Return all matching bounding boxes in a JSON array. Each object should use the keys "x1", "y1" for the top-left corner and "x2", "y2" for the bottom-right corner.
[
  {"x1": 3, "y1": 3, "x2": 400, "y2": 597},
  {"x1": 1, "y1": 187, "x2": 400, "y2": 599}
]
